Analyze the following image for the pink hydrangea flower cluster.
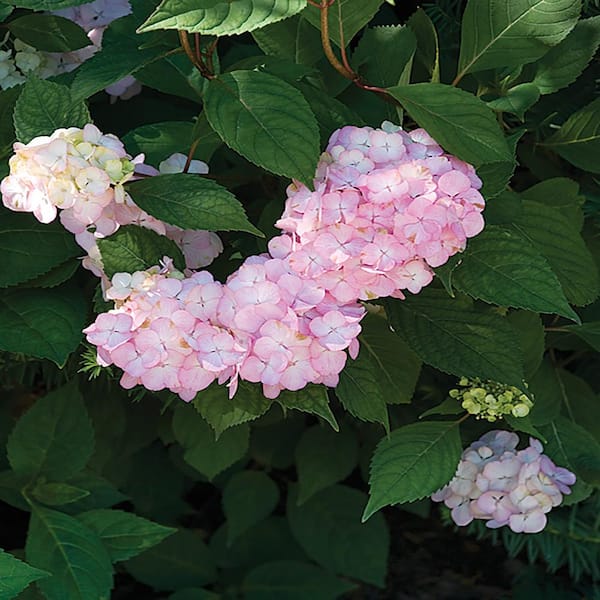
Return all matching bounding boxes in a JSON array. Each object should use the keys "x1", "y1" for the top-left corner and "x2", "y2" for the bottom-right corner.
[
  {"x1": 432, "y1": 430, "x2": 576, "y2": 533},
  {"x1": 268, "y1": 122, "x2": 485, "y2": 302},
  {"x1": 84, "y1": 256, "x2": 363, "y2": 400},
  {"x1": 0, "y1": 126, "x2": 222, "y2": 279}
]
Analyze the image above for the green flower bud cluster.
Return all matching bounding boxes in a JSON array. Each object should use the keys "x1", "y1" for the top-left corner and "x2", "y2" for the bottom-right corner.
[{"x1": 449, "y1": 377, "x2": 533, "y2": 422}]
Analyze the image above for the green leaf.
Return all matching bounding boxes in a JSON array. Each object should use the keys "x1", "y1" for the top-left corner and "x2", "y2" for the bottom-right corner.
[
  {"x1": 295, "y1": 425, "x2": 358, "y2": 505},
  {"x1": 486, "y1": 83, "x2": 540, "y2": 119},
  {"x1": 60, "y1": 471, "x2": 128, "y2": 514},
  {"x1": 385, "y1": 289, "x2": 524, "y2": 386},
  {"x1": 456, "y1": 0, "x2": 581, "y2": 79},
  {"x1": 359, "y1": 313, "x2": 421, "y2": 404},
  {"x1": 532, "y1": 16, "x2": 600, "y2": 94},
  {"x1": 97, "y1": 225, "x2": 185, "y2": 278},
  {"x1": 78, "y1": 509, "x2": 176, "y2": 562},
  {"x1": 520, "y1": 177, "x2": 584, "y2": 228},
  {"x1": 540, "y1": 417, "x2": 600, "y2": 485},
  {"x1": 544, "y1": 97, "x2": 600, "y2": 173},
  {"x1": 507, "y1": 310, "x2": 545, "y2": 379},
  {"x1": 451, "y1": 226, "x2": 578, "y2": 320},
  {"x1": 169, "y1": 590, "x2": 219, "y2": 600},
  {"x1": 303, "y1": 0, "x2": 384, "y2": 47},
  {"x1": 528, "y1": 358, "x2": 562, "y2": 426},
  {"x1": 0, "y1": 284, "x2": 86, "y2": 365},
  {"x1": 243, "y1": 560, "x2": 356, "y2": 599},
  {"x1": 172, "y1": 404, "x2": 249, "y2": 480},
  {"x1": 7, "y1": 383, "x2": 94, "y2": 482},
  {"x1": 0, "y1": 212, "x2": 80, "y2": 288},
  {"x1": 407, "y1": 8, "x2": 440, "y2": 83},
  {"x1": 22, "y1": 259, "x2": 79, "y2": 289},
  {"x1": 124, "y1": 529, "x2": 216, "y2": 591},
  {"x1": 126, "y1": 173, "x2": 262, "y2": 236},
  {"x1": 6, "y1": 14, "x2": 90, "y2": 52},
  {"x1": 123, "y1": 122, "x2": 194, "y2": 166},
  {"x1": 139, "y1": 0, "x2": 307, "y2": 35},
  {"x1": 363, "y1": 421, "x2": 462, "y2": 520},
  {"x1": 277, "y1": 385, "x2": 338, "y2": 430},
  {"x1": 31, "y1": 482, "x2": 90, "y2": 507},
  {"x1": 194, "y1": 382, "x2": 272, "y2": 437},
  {"x1": 250, "y1": 413, "x2": 306, "y2": 470},
  {"x1": 13, "y1": 78, "x2": 90, "y2": 144},
  {"x1": 287, "y1": 485, "x2": 389, "y2": 587},
  {"x1": 26, "y1": 506, "x2": 113, "y2": 600},
  {"x1": 512, "y1": 198, "x2": 599, "y2": 305},
  {"x1": 205, "y1": 70, "x2": 319, "y2": 183},
  {"x1": 565, "y1": 321, "x2": 600, "y2": 351},
  {"x1": 388, "y1": 83, "x2": 511, "y2": 167},
  {"x1": 0, "y1": 86, "x2": 20, "y2": 155},
  {"x1": 223, "y1": 471, "x2": 279, "y2": 544},
  {"x1": 336, "y1": 350, "x2": 389, "y2": 431},
  {"x1": 0, "y1": 550, "x2": 49, "y2": 600},
  {"x1": 5, "y1": 0, "x2": 93, "y2": 8}
]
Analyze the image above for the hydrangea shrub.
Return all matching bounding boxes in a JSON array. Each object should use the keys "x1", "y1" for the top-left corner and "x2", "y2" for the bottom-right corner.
[{"x1": 0, "y1": 0, "x2": 599, "y2": 597}]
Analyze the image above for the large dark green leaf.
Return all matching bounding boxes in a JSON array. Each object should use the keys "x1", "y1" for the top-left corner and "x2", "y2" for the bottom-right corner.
[{"x1": 7, "y1": 14, "x2": 90, "y2": 52}]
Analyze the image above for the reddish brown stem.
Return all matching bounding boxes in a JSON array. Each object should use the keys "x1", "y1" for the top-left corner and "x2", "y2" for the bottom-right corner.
[{"x1": 183, "y1": 139, "x2": 201, "y2": 173}]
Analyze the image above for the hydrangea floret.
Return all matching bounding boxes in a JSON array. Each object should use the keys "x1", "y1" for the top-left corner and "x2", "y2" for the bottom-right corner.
[
  {"x1": 432, "y1": 430, "x2": 576, "y2": 533},
  {"x1": 449, "y1": 377, "x2": 534, "y2": 421}
]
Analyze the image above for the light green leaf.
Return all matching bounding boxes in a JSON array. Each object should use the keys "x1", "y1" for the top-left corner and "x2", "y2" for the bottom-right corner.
[
  {"x1": 0, "y1": 212, "x2": 80, "y2": 288},
  {"x1": 385, "y1": 289, "x2": 524, "y2": 386},
  {"x1": 223, "y1": 471, "x2": 279, "y2": 544},
  {"x1": 359, "y1": 314, "x2": 421, "y2": 405},
  {"x1": 124, "y1": 529, "x2": 216, "y2": 591},
  {"x1": 486, "y1": 83, "x2": 540, "y2": 119},
  {"x1": 13, "y1": 78, "x2": 90, "y2": 144},
  {"x1": 204, "y1": 70, "x2": 319, "y2": 183},
  {"x1": 78, "y1": 509, "x2": 176, "y2": 562},
  {"x1": 456, "y1": 0, "x2": 581, "y2": 79},
  {"x1": 26, "y1": 506, "x2": 113, "y2": 600},
  {"x1": 533, "y1": 16, "x2": 600, "y2": 94},
  {"x1": 363, "y1": 421, "x2": 462, "y2": 520},
  {"x1": 336, "y1": 351, "x2": 389, "y2": 431},
  {"x1": 295, "y1": 425, "x2": 358, "y2": 505},
  {"x1": 407, "y1": 8, "x2": 440, "y2": 83},
  {"x1": 243, "y1": 560, "x2": 356, "y2": 599},
  {"x1": 31, "y1": 482, "x2": 90, "y2": 507},
  {"x1": 0, "y1": 284, "x2": 86, "y2": 365},
  {"x1": 172, "y1": 404, "x2": 249, "y2": 480},
  {"x1": 451, "y1": 226, "x2": 578, "y2": 320},
  {"x1": 303, "y1": 0, "x2": 384, "y2": 47},
  {"x1": 139, "y1": 0, "x2": 306, "y2": 35},
  {"x1": 544, "y1": 97, "x2": 600, "y2": 174},
  {"x1": 287, "y1": 485, "x2": 389, "y2": 586},
  {"x1": 97, "y1": 225, "x2": 186, "y2": 278},
  {"x1": 388, "y1": 83, "x2": 511, "y2": 167},
  {"x1": 277, "y1": 385, "x2": 338, "y2": 431},
  {"x1": 7, "y1": 14, "x2": 90, "y2": 52},
  {"x1": 194, "y1": 382, "x2": 272, "y2": 437},
  {"x1": 512, "y1": 199, "x2": 599, "y2": 305},
  {"x1": 7, "y1": 383, "x2": 94, "y2": 482},
  {"x1": 0, "y1": 550, "x2": 49, "y2": 600},
  {"x1": 126, "y1": 173, "x2": 262, "y2": 236}
]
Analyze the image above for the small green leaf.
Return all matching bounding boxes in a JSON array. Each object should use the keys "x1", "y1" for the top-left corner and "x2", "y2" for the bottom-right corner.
[
  {"x1": 456, "y1": 0, "x2": 580, "y2": 79},
  {"x1": 486, "y1": 83, "x2": 540, "y2": 119},
  {"x1": 172, "y1": 404, "x2": 249, "y2": 480},
  {"x1": 124, "y1": 529, "x2": 216, "y2": 591},
  {"x1": 0, "y1": 284, "x2": 86, "y2": 365},
  {"x1": 97, "y1": 225, "x2": 186, "y2": 278},
  {"x1": 277, "y1": 385, "x2": 338, "y2": 431},
  {"x1": 532, "y1": 16, "x2": 600, "y2": 95},
  {"x1": 407, "y1": 8, "x2": 440, "y2": 83},
  {"x1": 243, "y1": 560, "x2": 356, "y2": 599},
  {"x1": 544, "y1": 97, "x2": 600, "y2": 174},
  {"x1": 388, "y1": 83, "x2": 511, "y2": 167},
  {"x1": 13, "y1": 78, "x2": 90, "y2": 144},
  {"x1": 123, "y1": 122, "x2": 193, "y2": 166},
  {"x1": 78, "y1": 509, "x2": 176, "y2": 562},
  {"x1": 452, "y1": 226, "x2": 578, "y2": 320},
  {"x1": 295, "y1": 425, "x2": 358, "y2": 505},
  {"x1": 204, "y1": 70, "x2": 319, "y2": 183},
  {"x1": 7, "y1": 383, "x2": 94, "y2": 482},
  {"x1": 139, "y1": 0, "x2": 307, "y2": 35},
  {"x1": 287, "y1": 485, "x2": 389, "y2": 587},
  {"x1": 336, "y1": 351, "x2": 389, "y2": 431},
  {"x1": 126, "y1": 173, "x2": 262, "y2": 236},
  {"x1": 32, "y1": 482, "x2": 90, "y2": 507},
  {"x1": 363, "y1": 421, "x2": 462, "y2": 520},
  {"x1": 223, "y1": 471, "x2": 279, "y2": 544},
  {"x1": 385, "y1": 289, "x2": 524, "y2": 386},
  {"x1": 7, "y1": 14, "x2": 90, "y2": 52},
  {"x1": 0, "y1": 212, "x2": 80, "y2": 288},
  {"x1": 0, "y1": 550, "x2": 49, "y2": 600},
  {"x1": 26, "y1": 505, "x2": 113, "y2": 600}
]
